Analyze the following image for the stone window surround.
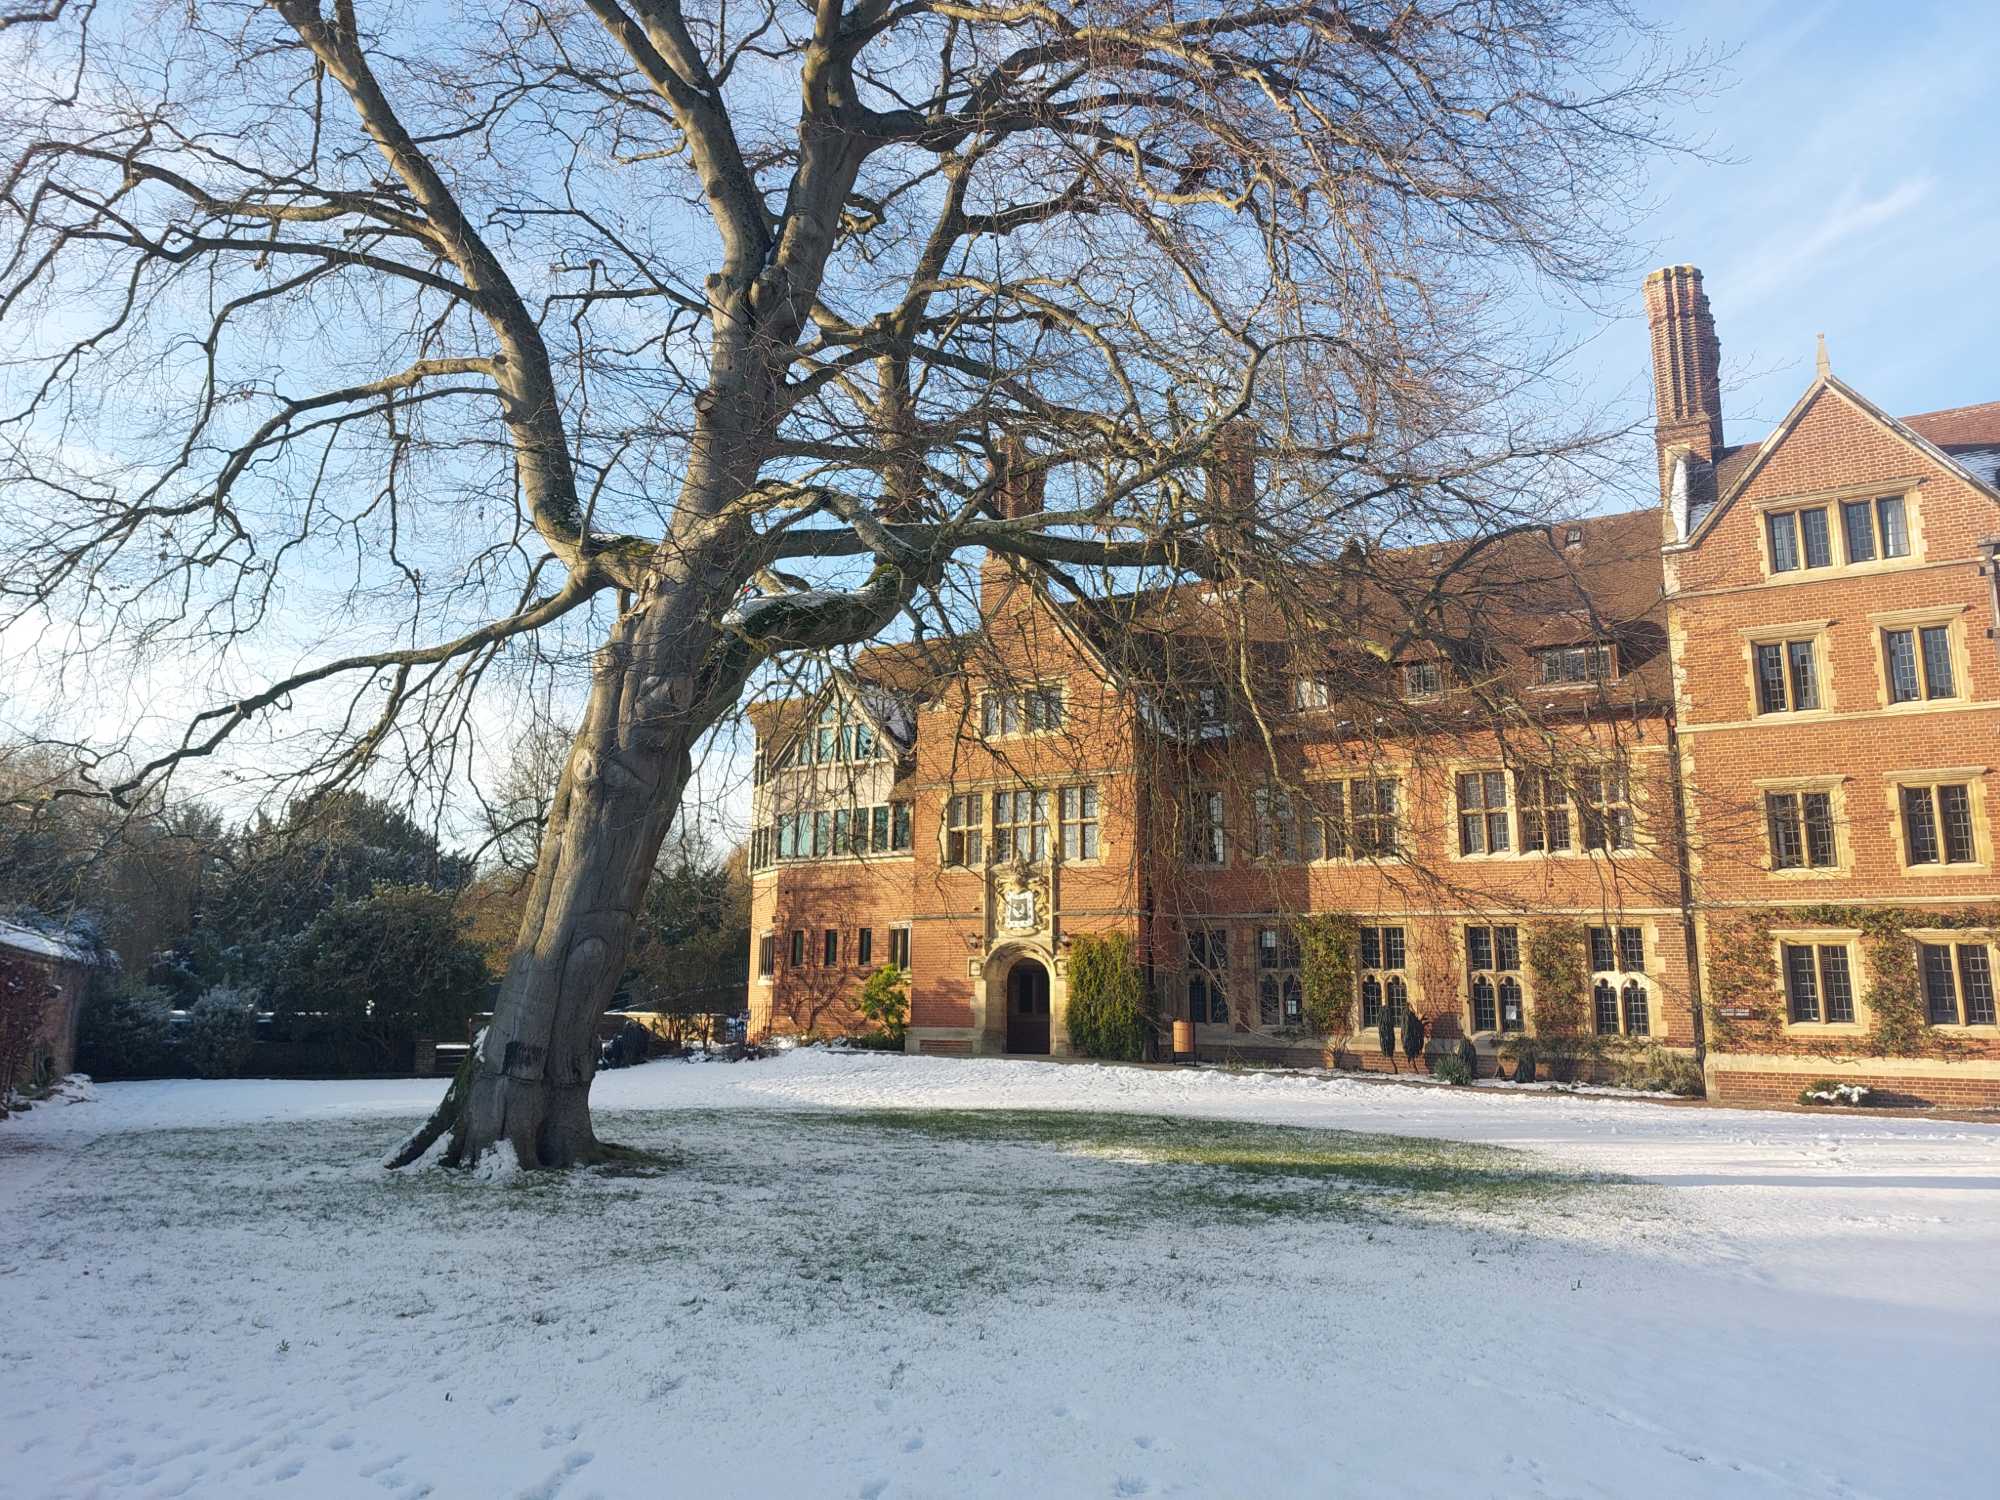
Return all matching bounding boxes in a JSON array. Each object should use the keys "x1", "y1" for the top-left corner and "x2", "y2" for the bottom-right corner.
[
  {"x1": 1737, "y1": 618, "x2": 1836, "y2": 720},
  {"x1": 1905, "y1": 928, "x2": 1999, "y2": 1033},
  {"x1": 1749, "y1": 480, "x2": 1925, "y2": 583},
  {"x1": 1883, "y1": 767, "x2": 1992, "y2": 877},
  {"x1": 1866, "y1": 604, "x2": 1970, "y2": 713},
  {"x1": 1769, "y1": 926, "x2": 1868, "y2": 1034},
  {"x1": 1751, "y1": 773, "x2": 1851, "y2": 879}
]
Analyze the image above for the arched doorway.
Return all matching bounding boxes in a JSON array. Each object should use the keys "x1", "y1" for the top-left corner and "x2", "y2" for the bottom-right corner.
[{"x1": 1004, "y1": 957, "x2": 1052, "y2": 1055}]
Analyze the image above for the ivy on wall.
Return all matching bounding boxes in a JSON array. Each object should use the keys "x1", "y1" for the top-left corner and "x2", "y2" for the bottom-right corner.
[
  {"x1": 1704, "y1": 903, "x2": 2000, "y2": 1060},
  {"x1": 1295, "y1": 912, "x2": 1359, "y2": 1040},
  {"x1": 1525, "y1": 918, "x2": 1590, "y2": 1044},
  {"x1": 1065, "y1": 932, "x2": 1148, "y2": 1061}
]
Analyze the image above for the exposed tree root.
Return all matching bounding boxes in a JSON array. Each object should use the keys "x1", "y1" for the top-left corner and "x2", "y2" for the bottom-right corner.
[{"x1": 383, "y1": 1047, "x2": 475, "y2": 1169}]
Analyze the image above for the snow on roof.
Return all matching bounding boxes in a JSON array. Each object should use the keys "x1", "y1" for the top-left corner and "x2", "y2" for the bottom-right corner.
[{"x1": 0, "y1": 917, "x2": 98, "y2": 966}]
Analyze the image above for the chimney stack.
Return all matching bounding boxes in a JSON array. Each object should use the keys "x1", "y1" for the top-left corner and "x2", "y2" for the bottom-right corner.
[
  {"x1": 1643, "y1": 265, "x2": 1723, "y2": 490},
  {"x1": 1203, "y1": 421, "x2": 1256, "y2": 517},
  {"x1": 981, "y1": 435, "x2": 1043, "y2": 616}
]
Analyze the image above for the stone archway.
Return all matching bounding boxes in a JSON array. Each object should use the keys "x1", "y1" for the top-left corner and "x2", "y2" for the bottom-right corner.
[{"x1": 1002, "y1": 956, "x2": 1052, "y2": 1055}]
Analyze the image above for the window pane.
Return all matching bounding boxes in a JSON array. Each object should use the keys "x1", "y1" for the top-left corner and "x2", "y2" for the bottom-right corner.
[
  {"x1": 1902, "y1": 786, "x2": 1941, "y2": 864},
  {"x1": 1784, "y1": 945, "x2": 1820, "y2": 1022},
  {"x1": 1938, "y1": 784, "x2": 1976, "y2": 863},
  {"x1": 1787, "y1": 640, "x2": 1819, "y2": 710},
  {"x1": 1494, "y1": 926, "x2": 1520, "y2": 970},
  {"x1": 1958, "y1": 946, "x2": 1996, "y2": 1027},
  {"x1": 1589, "y1": 926, "x2": 1614, "y2": 973},
  {"x1": 1360, "y1": 927, "x2": 1381, "y2": 970},
  {"x1": 1841, "y1": 498, "x2": 1876, "y2": 562},
  {"x1": 1360, "y1": 976, "x2": 1381, "y2": 1027},
  {"x1": 1754, "y1": 643, "x2": 1787, "y2": 714},
  {"x1": 1883, "y1": 630, "x2": 1920, "y2": 703},
  {"x1": 1768, "y1": 512, "x2": 1800, "y2": 571},
  {"x1": 857, "y1": 928, "x2": 873, "y2": 965},
  {"x1": 1259, "y1": 974, "x2": 1280, "y2": 1027},
  {"x1": 1919, "y1": 626, "x2": 1954, "y2": 699},
  {"x1": 1799, "y1": 507, "x2": 1832, "y2": 568},
  {"x1": 1384, "y1": 976, "x2": 1408, "y2": 1027},
  {"x1": 1877, "y1": 496, "x2": 1909, "y2": 557},
  {"x1": 1498, "y1": 976, "x2": 1524, "y2": 1033},
  {"x1": 1767, "y1": 792, "x2": 1803, "y2": 869},
  {"x1": 1471, "y1": 976, "x2": 1496, "y2": 1032},
  {"x1": 1619, "y1": 928, "x2": 1646, "y2": 973},
  {"x1": 1594, "y1": 978, "x2": 1620, "y2": 1035},
  {"x1": 1466, "y1": 925, "x2": 1493, "y2": 971},
  {"x1": 1622, "y1": 980, "x2": 1649, "y2": 1036},
  {"x1": 1803, "y1": 792, "x2": 1837, "y2": 868},
  {"x1": 893, "y1": 802, "x2": 913, "y2": 850},
  {"x1": 1819, "y1": 946, "x2": 1855, "y2": 1024},
  {"x1": 1382, "y1": 927, "x2": 1406, "y2": 968},
  {"x1": 1921, "y1": 944, "x2": 1959, "y2": 1025}
]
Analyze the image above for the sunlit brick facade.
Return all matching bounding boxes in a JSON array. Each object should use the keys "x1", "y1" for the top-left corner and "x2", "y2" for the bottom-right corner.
[{"x1": 747, "y1": 266, "x2": 2000, "y2": 1106}]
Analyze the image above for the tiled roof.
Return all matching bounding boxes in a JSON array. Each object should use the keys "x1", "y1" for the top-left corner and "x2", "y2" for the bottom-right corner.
[{"x1": 1901, "y1": 400, "x2": 2000, "y2": 449}]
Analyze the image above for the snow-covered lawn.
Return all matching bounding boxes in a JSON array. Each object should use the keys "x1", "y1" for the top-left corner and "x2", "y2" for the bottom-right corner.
[{"x1": 5, "y1": 1055, "x2": 1998, "y2": 1499}]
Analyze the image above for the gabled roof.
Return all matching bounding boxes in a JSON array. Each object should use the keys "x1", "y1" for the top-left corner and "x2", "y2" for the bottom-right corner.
[
  {"x1": 746, "y1": 666, "x2": 917, "y2": 760},
  {"x1": 1679, "y1": 376, "x2": 2000, "y2": 550}
]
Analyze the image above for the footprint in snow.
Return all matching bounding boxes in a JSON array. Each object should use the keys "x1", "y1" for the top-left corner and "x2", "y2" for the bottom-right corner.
[
  {"x1": 1113, "y1": 1477, "x2": 1150, "y2": 1496},
  {"x1": 902, "y1": 1436, "x2": 924, "y2": 1453},
  {"x1": 860, "y1": 1481, "x2": 888, "y2": 1499}
]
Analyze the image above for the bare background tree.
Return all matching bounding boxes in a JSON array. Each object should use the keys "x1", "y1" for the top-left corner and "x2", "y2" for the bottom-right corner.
[{"x1": 1, "y1": 0, "x2": 1699, "y2": 1165}]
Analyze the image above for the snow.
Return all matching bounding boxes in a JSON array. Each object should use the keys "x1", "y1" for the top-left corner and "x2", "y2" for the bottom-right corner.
[
  {"x1": 0, "y1": 916, "x2": 97, "y2": 965},
  {"x1": 4, "y1": 1052, "x2": 1998, "y2": 1498}
]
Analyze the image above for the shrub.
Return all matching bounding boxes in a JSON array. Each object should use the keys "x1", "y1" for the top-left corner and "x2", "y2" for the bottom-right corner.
[
  {"x1": 1064, "y1": 933, "x2": 1146, "y2": 1061},
  {"x1": 1799, "y1": 1079, "x2": 1876, "y2": 1107},
  {"x1": 77, "y1": 982, "x2": 178, "y2": 1079},
  {"x1": 179, "y1": 986, "x2": 260, "y2": 1079},
  {"x1": 1456, "y1": 1034, "x2": 1479, "y2": 1078},
  {"x1": 855, "y1": 963, "x2": 909, "y2": 1045},
  {"x1": 1611, "y1": 1043, "x2": 1706, "y2": 1098},
  {"x1": 1431, "y1": 1051, "x2": 1474, "y2": 1086},
  {"x1": 841, "y1": 1028, "x2": 905, "y2": 1052},
  {"x1": 266, "y1": 884, "x2": 488, "y2": 1073},
  {"x1": 1401, "y1": 1009, "x2": 1427, "y2": 1070},
  {"x1": 1501, "y1": 1035, "x2": 1539, "y2": 1083},
  {"x1": 1376, "y1": 1009, "x2": 1397, "y2": 1071},
  {"x1": 1295, "y1": 914, "x2": 1358, "y2": 1040}
]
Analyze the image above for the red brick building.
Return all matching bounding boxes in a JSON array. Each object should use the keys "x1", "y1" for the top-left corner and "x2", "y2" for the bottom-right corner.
[{"x1": 747, "y1": 265, "x2": 2000, "y2": 1106}]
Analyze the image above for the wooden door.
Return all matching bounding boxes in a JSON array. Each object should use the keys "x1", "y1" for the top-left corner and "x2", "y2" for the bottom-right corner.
[{"x1": 1005, "y1": 962, "x2": 1051, "y2": 1054}]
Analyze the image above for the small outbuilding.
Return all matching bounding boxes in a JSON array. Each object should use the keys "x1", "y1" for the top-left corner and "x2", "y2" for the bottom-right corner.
[{"x1": 0, "y1": 916, "x2": 102, "y2": 1094}]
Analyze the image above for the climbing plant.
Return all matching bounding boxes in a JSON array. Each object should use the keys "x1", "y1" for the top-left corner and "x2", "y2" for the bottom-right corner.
[
  {"x1": 1295, "y1": 913, "x2": 1359, "y2": 1041},
  {"x1": 1065, "y1": 933, "x2": 1147, "y2": 1061},
  {"x1": 1703, "y1": 903, "x2": 2000, "y2": 1060}
]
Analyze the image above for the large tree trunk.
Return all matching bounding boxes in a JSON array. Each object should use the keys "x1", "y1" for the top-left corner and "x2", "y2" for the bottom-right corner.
[{"x1": 389, "y1": 584, "x2": 724, "y2": 1169}]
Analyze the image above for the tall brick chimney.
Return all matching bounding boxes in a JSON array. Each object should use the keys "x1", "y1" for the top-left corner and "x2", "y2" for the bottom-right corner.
[
  {"x1": 1643, "y1": 265, "x2": 1723, "y2": 488},
  {"x1": 980, "y1": 436, "x2": 1044, "y2": 616},
  {"x1": 1203, "y1": 421, "x2": 1256, "y2": 517}
]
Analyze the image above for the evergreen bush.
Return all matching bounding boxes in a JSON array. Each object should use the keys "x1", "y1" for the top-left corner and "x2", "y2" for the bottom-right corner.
[
  {"x1": 1431, "y1": 1051, "x2": 1473, "y2": 1086},
  {"x1": 855, "y1": 963, "x2": 909, "y2": 1045},
  {"x1": 1610, "y1": 1043, "x2": 1705, "y2": 1097},
  {"x1": 181, "y1": 986, "x2": 260, "y2": 1079},
  {"x1": 1401, "y1": 1009, "x2": 1427, "y2": 1070},
  {"x1": 1064, "y1": 933, "x2": 1146, "y2": 1061},
  {"x1": 76, "y1": 982, "x2": 178, "y2": 1079},
  {"x1": 1376, "y1": 1010, "x2": 1397, "y2": 1071}
]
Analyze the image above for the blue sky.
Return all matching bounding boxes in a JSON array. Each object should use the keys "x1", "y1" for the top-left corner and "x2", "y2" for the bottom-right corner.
[{"x1": 1592, "y1": 1, "x2": 1999, "y2": 442}]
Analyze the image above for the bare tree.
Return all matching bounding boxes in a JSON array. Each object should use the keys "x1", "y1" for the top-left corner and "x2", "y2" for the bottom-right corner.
[{"x1": 0, "y1": 1, "x2": 1699, "y2": 1165}]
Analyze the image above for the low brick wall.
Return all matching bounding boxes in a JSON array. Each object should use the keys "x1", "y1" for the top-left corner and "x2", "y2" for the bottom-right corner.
[{"x1": 1714, "y1": 1069, "x2": 2000, "y2": 1111}]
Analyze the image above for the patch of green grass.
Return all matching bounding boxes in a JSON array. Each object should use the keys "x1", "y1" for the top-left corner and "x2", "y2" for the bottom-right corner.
[{"x1": 840, "y1": 1108, "x2": 1596, "y2": 1217}]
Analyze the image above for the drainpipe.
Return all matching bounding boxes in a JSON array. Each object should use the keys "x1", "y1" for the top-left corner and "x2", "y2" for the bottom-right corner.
[{"x1": 1662, "y1": 702, "x2": 1707, "y2": 1069}]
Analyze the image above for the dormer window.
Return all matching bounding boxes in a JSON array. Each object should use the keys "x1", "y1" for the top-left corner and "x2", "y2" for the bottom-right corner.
[
  {"x1": 1292, "y1": 675, "x2": 1333, "y2": 712},
  {"x1": 1401, "y1": 661, "x2": 1442, "y2": 701},
  {"x1": 1536, "y1": 644, "x2": 1611, "y2": 686}
]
